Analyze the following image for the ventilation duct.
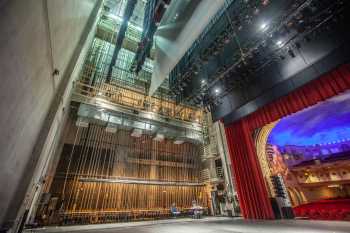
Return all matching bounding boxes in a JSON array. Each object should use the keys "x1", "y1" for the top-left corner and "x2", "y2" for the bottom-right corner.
[
  {"x1": 131, "y1": 128, "x2": 143, "y2": 137},
  {"x1": 105, "y1": 123, "x2": 117, "y2": 133},
  {"x1": 77, "y1": 103, "x2": 203, "y2": 143},
  {"x1": 173, "y1": 139, "x2": 185, "y2": 145},
  {"x1": 76, "y1": 117, "x2": 89, "y2": 128},
  {"x1": 153, "y1": 133, "x2": 165, "y2": 141}
]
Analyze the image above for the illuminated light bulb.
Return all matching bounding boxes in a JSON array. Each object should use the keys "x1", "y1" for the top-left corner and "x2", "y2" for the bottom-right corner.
[
  {"x1": 260, "y1": 22, "x2": 268, "y2": 31},
  {"x1": 262, "y1": 0, "x2": 270, "y2": 6},
  {"x1": 254, "y1": 8, "x2": 260, "y2": 15},
  {"x1": 276, "y1": 40, "x2": 283, "y2": 47}
]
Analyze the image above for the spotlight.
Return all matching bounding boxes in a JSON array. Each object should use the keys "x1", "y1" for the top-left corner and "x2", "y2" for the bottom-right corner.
[
  {"x1": 221, "y1": 31, "x2": 230, "y2": 44},
  {"x1": 288, "y1": 48, "x2": 295, "y2": 58},
  {"x1": 201, "y1": 79, "x2": 206, "y2": 84},
  {"x1": 276, "y1": 40, "x2": 283, "y2": 47},
  {"x1": 214, "y1": 88, "x2": 220, "y2": 94},
  {"x1": 254, "y1": 8, "x2": 260, "y2": 15},
  {"x1": 191, "y1": 64, "x2": 200, "y2": 75},
  {"x1": 262, "y1": 0, "x2": 270, "y2": 6},
  {"x1": 213, "y1": 46, "x2": 220, "y2": 56},
  {"x1": 260, "y1": 22, "x2": 268, "y2": 31}
]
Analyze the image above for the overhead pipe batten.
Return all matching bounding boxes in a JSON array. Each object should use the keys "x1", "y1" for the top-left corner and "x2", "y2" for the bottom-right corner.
[{"x1": 106, "y1": 0, "x2": 137, "y2": 83}]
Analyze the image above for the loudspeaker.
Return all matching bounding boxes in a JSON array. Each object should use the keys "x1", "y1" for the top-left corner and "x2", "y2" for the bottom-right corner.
[
  {"x1": 281, "y1": 207, "x2": 295, "y2": 219},
  {"x1": 270, "y1": 198, "x2": 281, "y2": 219}
]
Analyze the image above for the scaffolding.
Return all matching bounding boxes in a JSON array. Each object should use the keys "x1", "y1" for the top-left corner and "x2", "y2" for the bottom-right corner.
[
  {"x1": 33, "y1": 3, "x2": 210, "y2": 225},
  {"x1": 31, "y1": 0, "x2": 213, "y2": 225},
  {"x1": 76, "y1": 8, "x2": 203, "y2": 124}
]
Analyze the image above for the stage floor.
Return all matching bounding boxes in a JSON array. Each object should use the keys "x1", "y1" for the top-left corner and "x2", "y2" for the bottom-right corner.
[{"x1": 25, "y1": 217, "x2": 350, "y2": 233}]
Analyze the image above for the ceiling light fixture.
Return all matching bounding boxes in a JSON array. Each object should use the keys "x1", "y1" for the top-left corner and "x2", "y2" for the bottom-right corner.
[
  {"x1": 260, "y1": 22, "x2": 268, "y2": 31},
  {"x1": 276, "y1": 40, "x2": 283, "y2": 47}
]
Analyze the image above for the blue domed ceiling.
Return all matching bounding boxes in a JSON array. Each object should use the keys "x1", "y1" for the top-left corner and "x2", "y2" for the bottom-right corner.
[{"x1": 268, "y1": 91, "x2": 350, "y2": 147}]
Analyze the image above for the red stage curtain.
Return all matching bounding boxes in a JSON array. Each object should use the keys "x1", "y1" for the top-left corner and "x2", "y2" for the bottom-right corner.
[{"x1": 225, "y1": 64, "x2": 350, "y2": 219}]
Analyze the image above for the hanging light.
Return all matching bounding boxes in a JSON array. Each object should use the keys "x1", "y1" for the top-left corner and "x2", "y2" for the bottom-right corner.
[
  {"x1": 260, "y1": 22, "x2": 269, "y2": 31},
  {"x1": 276, "y1": 40, "x2": 283, "y2": 47}
]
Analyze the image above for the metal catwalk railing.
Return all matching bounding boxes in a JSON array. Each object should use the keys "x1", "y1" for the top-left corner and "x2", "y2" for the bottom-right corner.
[
  {"x1": 92, "y1": 13, "x2": 154, "y2": 87},
  {"x1": 83, "y1": 37, "x2": 153, "y2": 90},
  {"x1": 99, "y1": 11, "x2": 143, "y2": 44},
  {"x1": 37, "y1": 122, "x2": 208, "y2": 225},
  {"x1": 73, "y1": 81, "x2": 203, "y2": 123},
  {"x1": 88, "y1": 9, "x2": 168, "y2": 94}
]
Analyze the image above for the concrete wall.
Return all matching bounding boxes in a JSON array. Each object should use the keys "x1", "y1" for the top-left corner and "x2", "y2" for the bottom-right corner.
[{"x1": 0, "y1": 0, "x2": 100, "y2": 228}]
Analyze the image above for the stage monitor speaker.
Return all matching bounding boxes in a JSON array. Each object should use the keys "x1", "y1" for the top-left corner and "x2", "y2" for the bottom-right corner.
[
  {"x1": 281, "y1": 207, "x2": 295, "y2": 219},
  {"x1": 270, "y1": 198, "x2": 281, "y2": 219}
]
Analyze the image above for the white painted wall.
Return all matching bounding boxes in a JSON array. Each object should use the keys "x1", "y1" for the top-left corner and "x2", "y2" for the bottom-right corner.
[{"x1": 0, "y1": 0, "x2": 100, "y2": 228}]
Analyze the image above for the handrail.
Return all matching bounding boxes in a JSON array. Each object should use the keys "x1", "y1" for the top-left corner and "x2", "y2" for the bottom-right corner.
[{"x1": 74, "y1": 81, "x2": 203, "y2": 124}]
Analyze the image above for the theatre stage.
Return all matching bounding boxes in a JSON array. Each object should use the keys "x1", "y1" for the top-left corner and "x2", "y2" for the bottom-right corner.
[{"x1": 25, "y1": 217, "x2": 350, "y2": 233}]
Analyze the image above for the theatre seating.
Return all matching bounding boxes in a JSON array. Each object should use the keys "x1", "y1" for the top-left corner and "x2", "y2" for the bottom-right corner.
[{"x1": 293, "y1": 199, "x2": 350, "y2": 221}]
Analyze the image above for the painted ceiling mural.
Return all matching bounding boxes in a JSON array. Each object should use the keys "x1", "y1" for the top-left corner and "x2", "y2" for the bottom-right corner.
[{"x1": 268, "y1": 91, "x2": 350, "y2": 147}]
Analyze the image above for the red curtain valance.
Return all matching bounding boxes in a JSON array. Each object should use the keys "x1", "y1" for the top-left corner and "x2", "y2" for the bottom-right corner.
[
  {"x1": 246, "y1": 64, "x2": 350, "y2": 129},
  {"x1": 225, "y1": 64, "x2": 350, "y2": 219}
]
